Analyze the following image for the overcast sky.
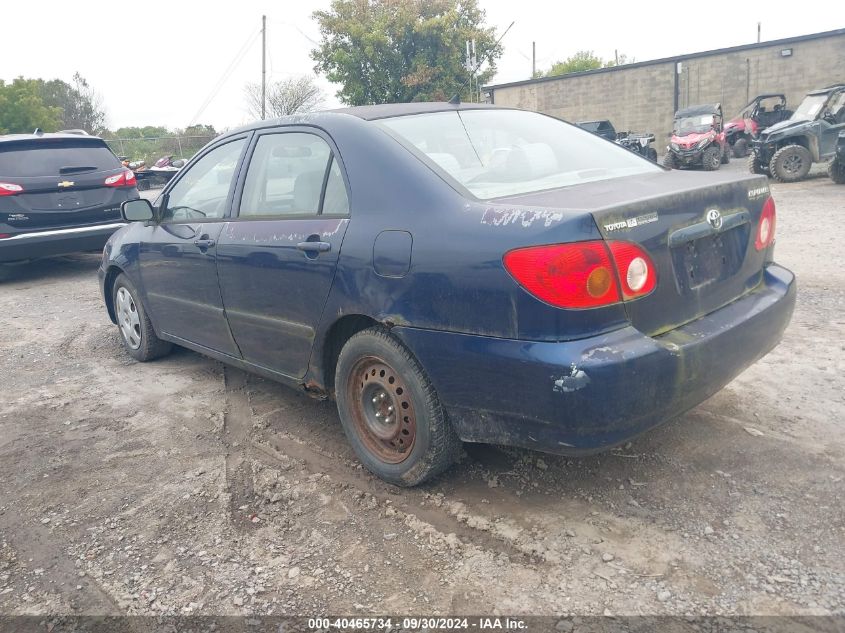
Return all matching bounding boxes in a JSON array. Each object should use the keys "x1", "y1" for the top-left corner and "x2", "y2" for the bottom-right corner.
[{"x1": 1, "y1": 1, "x2": 837, "y2": 133}]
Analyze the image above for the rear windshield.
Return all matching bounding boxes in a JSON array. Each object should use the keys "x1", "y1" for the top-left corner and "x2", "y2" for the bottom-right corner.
[
  {"x1": 0, "y1": 140, "x2": 120, "y2": 178},
  {"x1": 378, "y1": 109, "x2": 659, "y2": 199}
]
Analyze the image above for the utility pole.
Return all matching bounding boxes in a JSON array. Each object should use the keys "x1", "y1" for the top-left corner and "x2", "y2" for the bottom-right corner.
[
  {"x1": 261, "y1": 15, "x2": 267, "y2": 120},
  {"x1": 532, "y1": 41, "x2": 536, "y2": 78},
  {"x1": 757, "y1": 22, "x2": 761, "y2": 43}
]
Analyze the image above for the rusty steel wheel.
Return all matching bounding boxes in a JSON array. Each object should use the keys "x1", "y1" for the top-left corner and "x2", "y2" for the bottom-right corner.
[
  {"x1": 347, "y1": 357, "x2": 417, "y2": 463},
  {"x1": 335, "y1": 327, "x2": 461, "y2": 486}
]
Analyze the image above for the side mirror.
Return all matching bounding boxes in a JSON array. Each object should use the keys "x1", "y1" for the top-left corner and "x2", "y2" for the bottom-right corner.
[{"x1": 121, "y1": 198, "x2": 155, "y2": 222}]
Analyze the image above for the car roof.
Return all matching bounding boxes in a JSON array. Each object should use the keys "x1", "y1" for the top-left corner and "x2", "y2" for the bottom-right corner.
[
  {"x1": 675, "y1": 103, "x2": 721, "y2": 117},
  {"x1": 0, "y1": 132, "x2": 105, "y2": 145},
  {"x1": 224, "y1": 102, "x2": 503, "y2": 137},
  {"x1": 808, "y1": 84, "x2": 845, "y2": 95},
  {"x1": 328, "y1": 101, "x2": 499, "y2": 120}
]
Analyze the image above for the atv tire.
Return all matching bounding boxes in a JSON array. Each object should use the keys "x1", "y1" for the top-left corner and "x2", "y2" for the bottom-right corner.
[
  {"x1": 662, "y1": 152, "x2": 678, "y2": 169},
  {"x1": 748, "y1": 153, "x2": 768, "y2": 175},
  {"x1": 770, "y1": 144, "x2": 812, "y2": 183},
  {"x1": 829, "y1": 158, "x2": 845, "y2": 184},
  {"x1": 733, "y1": 138, "x2": 748, "y2": 158},
  {"x1": 647, "y1": 147, "x2": 658, "y2": 162},
  {"x1": 702, "y1": 146, "x2": 721, "y2": 171}
]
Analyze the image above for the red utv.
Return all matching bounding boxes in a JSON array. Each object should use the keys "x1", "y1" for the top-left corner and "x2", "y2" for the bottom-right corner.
[
  {"x1": 723, "y1": 94, "x2": 792, "y2": 158},
  {"x1": 663, "y1": 103, "x2": 729, "y2": 171}
]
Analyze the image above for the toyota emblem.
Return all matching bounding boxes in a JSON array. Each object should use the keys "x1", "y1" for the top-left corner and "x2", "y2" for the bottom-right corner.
[{"x1": 706, "y1": 209, "x2": 723, "y2": 230}]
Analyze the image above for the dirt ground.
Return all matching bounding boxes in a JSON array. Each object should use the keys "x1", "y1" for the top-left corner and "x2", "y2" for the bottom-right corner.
[{"x1": 1, "y1": 160, "x2": 843, "y2": 621}]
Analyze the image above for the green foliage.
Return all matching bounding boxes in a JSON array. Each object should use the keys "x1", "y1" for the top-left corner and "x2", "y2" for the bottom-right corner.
[
  {"x1": 536, "y1": 51, "x2": 604, "y2": 78},
  {"x1": 0, "y1": 77, "x2": 62, "y2": 134},
  {"x1": 38, "y1": 73, "x2": 106, "y2": 134},
  {"x1": 0, "y1": 74, "x2": 106, "y2": 135},
  {"x1": 536, "y1": 51, "x2": 635, "y2": 78},
  {"x1": 311, "y1": 0, "x2": 503, "y2": 105}
]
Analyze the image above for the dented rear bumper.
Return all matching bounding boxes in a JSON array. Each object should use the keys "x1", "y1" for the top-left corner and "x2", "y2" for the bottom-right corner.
[{"x1": 392, "y1": 264, "x2": 796, "y2": 454}]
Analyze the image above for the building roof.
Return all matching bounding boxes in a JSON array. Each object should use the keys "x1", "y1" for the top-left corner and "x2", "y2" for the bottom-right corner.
[{"x1": 485, "y1": 28, "x2": 845, "y2": 91}]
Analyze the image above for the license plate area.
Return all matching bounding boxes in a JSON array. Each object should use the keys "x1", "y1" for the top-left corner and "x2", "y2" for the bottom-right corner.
[{"x1": 672, "y1": 225, "x2": 747, "y2": 292}]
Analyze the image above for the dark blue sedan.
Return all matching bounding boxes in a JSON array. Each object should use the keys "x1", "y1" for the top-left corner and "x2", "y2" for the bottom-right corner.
[{"x1": 99, "y1": 103, "x2": 796, "y2": 486}]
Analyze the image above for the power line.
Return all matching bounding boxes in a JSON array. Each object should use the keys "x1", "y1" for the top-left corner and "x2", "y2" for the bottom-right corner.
[{"x1": 189, "y1": 27, "x2": 260, "y2": 126}]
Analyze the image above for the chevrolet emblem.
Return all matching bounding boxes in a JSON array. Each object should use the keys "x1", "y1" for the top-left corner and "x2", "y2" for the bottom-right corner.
[{"x1": 57, "y1": 181, "x2": 74, "y2": 188}]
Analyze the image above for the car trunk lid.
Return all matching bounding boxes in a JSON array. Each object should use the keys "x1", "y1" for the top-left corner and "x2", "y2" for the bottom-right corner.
[{"x1": 493, "y1": 170, "x2": 772, "y2": 337}]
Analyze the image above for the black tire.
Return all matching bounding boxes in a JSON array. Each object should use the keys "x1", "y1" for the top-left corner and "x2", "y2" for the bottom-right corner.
[
  {"x1": 733, "y1": 138, "x2": 748, "y2": 158},
  {"x1": 828, "y1": 158, "x2": 845, "y2": 184},
  {"x1": 335, "y1": 327, "x2": 461, "y2": 486},
  {"x1": 770, "y1": 144, "x2": 812, "y2": 183},
  {"x1": 748, "y1": 152, "x2": 768, "y2": 175},
  {"x1": 662, "y1": 152, "x2": 678, "y2": 169},
  {"x1": 647, "y1": 147, "x2": 658, "y2": 162},
  {"x1": 112, "y1": 273, "x2": 172, "y2": 362},
  {"x1": 721, "y1": 146, "x2": 730, "y2": 164},
  {"x1": 702, "y1": 145, "x2": 721, "y2": 171}
]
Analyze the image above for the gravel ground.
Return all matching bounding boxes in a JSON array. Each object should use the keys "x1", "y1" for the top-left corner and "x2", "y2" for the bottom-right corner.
[{"x1": 1, "y1": 160, "x2": 843, "y2": 620}]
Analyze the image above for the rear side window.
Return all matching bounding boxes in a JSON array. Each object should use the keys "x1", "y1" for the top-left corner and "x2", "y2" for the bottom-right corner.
[
  {"x1": 240, "y1": 132, "x2": 349, "y2": 217},
  {"x1": 0, "y1": 140, "x2": 120, "y2": 177}
]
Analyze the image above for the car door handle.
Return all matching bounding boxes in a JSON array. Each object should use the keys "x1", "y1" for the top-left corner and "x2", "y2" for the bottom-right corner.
[
  {"x1": 296, "y1": 241, "x2": 331, "y2": 253},
  {"x1": 193, "y1": 238, "x2": 216, "y2": 250}
]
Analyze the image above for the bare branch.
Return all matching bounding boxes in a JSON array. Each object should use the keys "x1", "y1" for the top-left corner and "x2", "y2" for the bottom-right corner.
[{"x1": 244, "y1": 76, "x2": 325, "y2": 120}]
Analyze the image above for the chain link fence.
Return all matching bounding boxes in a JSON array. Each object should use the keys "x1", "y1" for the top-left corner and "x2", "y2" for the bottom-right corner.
[{"x1": 103, "y1": 135, "x2": 216, "y2": 167}]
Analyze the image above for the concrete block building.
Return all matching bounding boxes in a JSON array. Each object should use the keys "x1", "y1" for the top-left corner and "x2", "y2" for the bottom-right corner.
[{"x1": 485, "y1": 29, "x2": 845, "y2": 147}]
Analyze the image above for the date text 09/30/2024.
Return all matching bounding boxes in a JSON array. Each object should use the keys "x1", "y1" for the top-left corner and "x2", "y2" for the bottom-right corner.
[{"x1": 307, "y1": 617, "x2": 528, "y2": 630}]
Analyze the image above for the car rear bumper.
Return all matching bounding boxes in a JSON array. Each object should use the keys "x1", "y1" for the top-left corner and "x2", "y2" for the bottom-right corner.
[
  {"x1": 0, "y1": 222, "x2": 125, "y2": 263},
  {"x1": 392, "y1": 264, "x2": 796, "y2": 454}
]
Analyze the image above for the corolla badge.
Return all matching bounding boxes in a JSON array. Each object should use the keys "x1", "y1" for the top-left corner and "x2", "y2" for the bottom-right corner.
[{"x1": 706, "y1": 209, "x2": 723, "y2": 230}]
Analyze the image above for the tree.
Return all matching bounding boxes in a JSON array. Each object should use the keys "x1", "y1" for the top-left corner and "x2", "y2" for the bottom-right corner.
[
  {"x1": 605, "y1": 52, "x2": 636, "y2": 68},
  {"x1": 536, "y1": 50, "x2": 636, "y2": 78},
  {"x1": 537, "y1": 51, "x2": 604, "y2": 78},
  {"x1": 311, "y1": 0, "x2": 503, "y2": 105},
  {"x1": 38, "y1": 73, "x2": 107, "y2": 134},
  {"x1": 244, "y1": 76, "x2": 325, "y2": 119},
  {"x1": 0, "y1": 77, "x2": 62, "y2": 134}
]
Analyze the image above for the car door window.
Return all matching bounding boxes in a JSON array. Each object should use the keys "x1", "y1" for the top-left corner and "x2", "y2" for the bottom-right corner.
[
  {"x1": 322, "y1": 157, "x2": 349, "y2": 215},
  {"x1": 162, "y1": 139, "x2": 246, "y2": 222},
  {"x1": 240, "y1": 133, "x2": 346, "y2": 217}
]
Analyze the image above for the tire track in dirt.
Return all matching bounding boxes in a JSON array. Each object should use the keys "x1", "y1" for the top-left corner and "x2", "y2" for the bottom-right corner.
[
  {"x1": 250, "y1": 426, "x2": 538, "y2": 563},
  {"x1": 220, "y1": 369, "x2": 522, "y2": 555},
  {"x1": 220, "y1": 366, "x2": 257, "y2": 530}
]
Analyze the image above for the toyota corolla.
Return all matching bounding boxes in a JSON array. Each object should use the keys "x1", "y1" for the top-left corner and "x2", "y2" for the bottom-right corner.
[{"x1": 99, "y1": 103, "x2": 795, "y2": 486}]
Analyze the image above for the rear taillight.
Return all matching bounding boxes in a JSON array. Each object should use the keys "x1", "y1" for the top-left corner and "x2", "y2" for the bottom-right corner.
[
  {"x1": 503, "y1": 240, "x2": 657, "y2": 309},
  {"x1": 104, "y1": 170, "x2": 137, "y2": 188},
  {"x1": 608, "y1": 241, "x2": 657, "y2": 300},
  {"x1": 755, "y1": 196, "x2": 776, "y2": 251},
  {"x1": 0, "y1": 183, "x2": 23, "y2": 196}
]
